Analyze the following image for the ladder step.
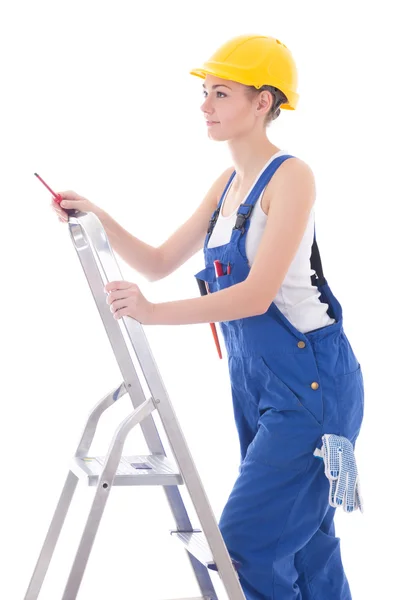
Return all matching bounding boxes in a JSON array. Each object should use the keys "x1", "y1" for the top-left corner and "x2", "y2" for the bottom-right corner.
[
  {"x1": 72, "y1": 454, "x2": 183, "y2": 486},
  {"x1": 170, "y1": 530, "x2": 214, "y2": 569},
  {"x1": 170, "y1": 529, "x2": 241, "y2": 572}
]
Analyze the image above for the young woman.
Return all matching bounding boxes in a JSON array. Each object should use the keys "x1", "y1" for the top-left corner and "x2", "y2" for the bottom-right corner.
[{"x1": 54, "y1": 35, "x2": 364, "y2": 600}]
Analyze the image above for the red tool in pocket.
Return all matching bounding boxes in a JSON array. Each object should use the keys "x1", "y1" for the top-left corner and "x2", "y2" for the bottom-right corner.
[
  {"x1": 214, "y1": 260, "x2": 224, "y2": 277},
  {"x1": 214, "y1": 260, "x2": 231, "y2": 276}
]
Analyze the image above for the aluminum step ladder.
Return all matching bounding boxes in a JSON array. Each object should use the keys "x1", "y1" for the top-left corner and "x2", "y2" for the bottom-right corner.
[{"x1": 24, "y1": 210, "x2": 245, "y2": 600}]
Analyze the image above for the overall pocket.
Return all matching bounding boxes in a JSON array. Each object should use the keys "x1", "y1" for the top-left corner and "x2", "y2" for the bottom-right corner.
[
  {"x1": 214, "y1": 272, "x2": 233, "y2": 291},
  {"x1": 242, "y1": 357, "x2": 322, "y2": 470},
  {"x1": 334, "y1": 364, "x2": 364, "y2": 442},
  {"x1": 258, "y1": 356, "x2": 324, "y2": 427}
]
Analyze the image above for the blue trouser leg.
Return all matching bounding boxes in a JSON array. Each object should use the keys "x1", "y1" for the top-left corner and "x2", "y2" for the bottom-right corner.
[
  {"x1": 294, "y1": 507, "x2": 351, "y2": 599},
  {"x1": 220, "y1": 335, "x2": 363, "y2": 599},
  {"x1": 219, "y1": 412, "x2": 351, "y2": 600},
  {"x1": 231, "y1": 389, "x2": 259, "y2": 463}
]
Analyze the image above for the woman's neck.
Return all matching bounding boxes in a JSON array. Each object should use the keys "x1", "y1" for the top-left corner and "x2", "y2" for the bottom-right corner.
[{"x1": 227, "y1": 133, "x2": 281, "y2": 186}]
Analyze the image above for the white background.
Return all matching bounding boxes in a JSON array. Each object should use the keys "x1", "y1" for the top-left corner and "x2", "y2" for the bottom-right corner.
[{"x1": 1, "y1": 1, "x2": 399, "y2": 599}]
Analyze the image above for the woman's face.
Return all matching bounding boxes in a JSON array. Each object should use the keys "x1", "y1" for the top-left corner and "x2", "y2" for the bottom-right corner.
[{"x1": 200, "y1": 74, "x2": 266, "y2": 141}]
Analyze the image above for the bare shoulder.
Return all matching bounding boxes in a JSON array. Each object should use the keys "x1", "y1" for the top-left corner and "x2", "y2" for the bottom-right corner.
[
  {"x1": 272, "y1": 156, "x2": 315, "y2": 186},
  {"x1": 273, "y1": 157, "x2": 315, "y2": 192},
  {"x1": 262, "y1": 157, "x2": 315, "y2": 213}
]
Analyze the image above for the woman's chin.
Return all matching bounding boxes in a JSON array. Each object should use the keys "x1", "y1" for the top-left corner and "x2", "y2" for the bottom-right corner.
[{"x1": 207, "y1": 128, "x2": 228, "y2": 142}]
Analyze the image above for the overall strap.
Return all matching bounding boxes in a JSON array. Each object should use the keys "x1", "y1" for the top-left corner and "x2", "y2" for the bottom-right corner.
[
  {"x1": 204, "y1": 171, "x2": 236, "y2": 247},
  {"x1": 232, "y1": 154, "x2": 327, "y2": 289},
  {"x1": 233, "y1": 155, "x2": 294, "y2": 234},
  {"x1": 206, "y1": 156, "x2": 294, "y2": 244},
  {"x1": 204, "y1": 155, "x2": 327, "y2": 288},
  {"x1": 311, "y1": 226, "x2": 326, "y2": 286}
]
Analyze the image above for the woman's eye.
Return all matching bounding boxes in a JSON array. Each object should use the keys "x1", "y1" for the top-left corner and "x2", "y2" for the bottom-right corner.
[{"x1": 202, "y1": 91, "x2": 226, "y2": 98}]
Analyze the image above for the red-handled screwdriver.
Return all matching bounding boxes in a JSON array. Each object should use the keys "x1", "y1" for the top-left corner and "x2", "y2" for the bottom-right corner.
[
  {"x1": 205, "y1": 281, "x2": 222, "y2": 359},
  {"x1": 34, "y1": 173, "x2": 77, "y2": 216},
  {"x1": 34, "y1": 173, "x2": 62, "y2": 203}
]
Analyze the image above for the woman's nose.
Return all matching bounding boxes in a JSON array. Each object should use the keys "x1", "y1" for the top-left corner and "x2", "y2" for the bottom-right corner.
[{"x1": 201, "y1": 96, "x2": 214, "y2": 115}]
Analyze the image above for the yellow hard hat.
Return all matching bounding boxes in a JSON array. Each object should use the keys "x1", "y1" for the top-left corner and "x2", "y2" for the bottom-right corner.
[{"x1": 190, "y1": 34, "x2": 299, "y2": 111}]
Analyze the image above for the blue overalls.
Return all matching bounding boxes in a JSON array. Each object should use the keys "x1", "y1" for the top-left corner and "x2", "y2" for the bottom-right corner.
[{"x1": 194, "y1": 155, "x2": 364, "y2": 600}]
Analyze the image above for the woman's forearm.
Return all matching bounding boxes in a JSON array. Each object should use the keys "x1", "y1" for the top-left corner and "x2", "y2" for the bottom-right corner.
[
  {"x1": 151, "y1": 280, "x2": 265, "y2": 325},
  {"x1": 94, "y1": 207, "x2": 163, "y2": 281}
]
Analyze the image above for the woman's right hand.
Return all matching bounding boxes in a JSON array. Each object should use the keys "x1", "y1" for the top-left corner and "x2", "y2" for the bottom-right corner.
[{"x1": 51, "y1": 190, "x2": 97, "y2": 222}]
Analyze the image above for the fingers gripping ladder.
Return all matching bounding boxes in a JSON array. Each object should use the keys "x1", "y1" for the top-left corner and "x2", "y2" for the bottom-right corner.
[{"x1": 24, "y1": 211, "x2": 245, "y2": 600}]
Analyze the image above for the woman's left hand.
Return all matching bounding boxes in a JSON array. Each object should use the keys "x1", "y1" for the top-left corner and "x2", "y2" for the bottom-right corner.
[{"x1": 104, "y1": 281, "x2": 155, "y2": 324}]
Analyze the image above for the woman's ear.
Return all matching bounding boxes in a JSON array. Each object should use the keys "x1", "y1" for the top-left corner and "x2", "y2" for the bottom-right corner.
[{"x1": 256, "y1": 90, "x2": 273, "y2": 116}]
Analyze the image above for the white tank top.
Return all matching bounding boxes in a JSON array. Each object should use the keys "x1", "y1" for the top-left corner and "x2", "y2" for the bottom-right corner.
[{"x1": 208, "y1": 150, "x2": 336, "y2": 334}]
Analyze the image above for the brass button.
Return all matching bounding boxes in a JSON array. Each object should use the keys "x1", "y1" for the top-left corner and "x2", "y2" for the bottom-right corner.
[
  {"x1": 311, "y1": 382, "x2": 319, "y2": 390},
  {"x1": 297, "y1": 341, "x2": 306, "y2": 349}
]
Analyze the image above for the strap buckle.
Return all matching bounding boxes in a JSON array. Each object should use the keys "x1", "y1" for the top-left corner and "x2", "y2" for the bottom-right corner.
[
  {"x1": 233, "y1": 203, "x2": 254, "y2": 233},
  {"x1": 207, "y1": 207, "x2": 220, "y2": 234}
]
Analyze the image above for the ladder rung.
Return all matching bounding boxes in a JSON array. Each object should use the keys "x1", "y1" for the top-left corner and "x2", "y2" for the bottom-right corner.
[
  {"x1": 72, "y1": 454, "x2": 183, "y2": 486},
  {"x1": 170, "y1": 530, "x2": 214, "y2": 568},
  {"x1": 170, "y1": 529, "x2": 241, "y2": 572}
]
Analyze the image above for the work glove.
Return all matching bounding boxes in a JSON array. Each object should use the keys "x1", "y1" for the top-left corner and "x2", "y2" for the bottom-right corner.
[{"x1": 314, "y1": 434, "x2": 363, "y2": 513}]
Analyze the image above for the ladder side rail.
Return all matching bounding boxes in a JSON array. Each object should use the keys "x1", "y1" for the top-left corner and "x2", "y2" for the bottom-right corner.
[
  {"x1": 68, "y1": 214, "x2": 166, "y2": 454},
  {"x1": 68, "y1": 214, "x2": 219, "y2": 597},
  {"x1": 72, "y1": 214, "x2": 245, "y2": 599}
]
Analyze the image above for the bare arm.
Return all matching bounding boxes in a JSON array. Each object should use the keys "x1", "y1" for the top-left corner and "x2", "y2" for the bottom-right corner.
[
  {"x1": 156, "y1": 167, "x2": 235, "y2": 280},
  {"x1": 95, "y1": 167, "x2": 234, "y2": 282},
  {"x1": 94, "y1": 208, "x2": 161, "y2": 281},
  {"x1": 149, "y1": 158, "x2": 316, "y2": 325}
]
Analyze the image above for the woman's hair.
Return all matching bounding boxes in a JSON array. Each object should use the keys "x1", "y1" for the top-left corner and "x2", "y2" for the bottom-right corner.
[{"x1": 245, "y1": 84, "x2": 288, "y2": 127}]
